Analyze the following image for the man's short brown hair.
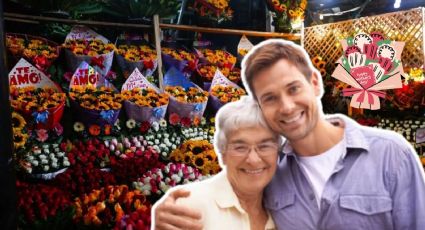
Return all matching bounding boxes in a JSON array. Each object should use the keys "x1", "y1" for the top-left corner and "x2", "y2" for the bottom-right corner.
[{"x1": 242, "y1": 39, "x2": 314, "y2": 100}]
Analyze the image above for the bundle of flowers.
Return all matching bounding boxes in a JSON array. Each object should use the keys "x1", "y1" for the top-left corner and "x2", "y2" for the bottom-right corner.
[
  {"x1": 197, "y1": 64, "x2": 230, "y2": 82},
  {"x1": 266, "y1": 0, "x2": 307, "y2": 32},
  {"x1": 116, "y1": 44, "x2": 158, "y2": 78},
  {"x1": 6, "y1": 33, "x2": 60, "y2": 71},
  {"x1": 69, "y1": 85, "x2": 123, "y2": 126},
  {"x1": 144, "y1": 119, "x2": 184, "y2": 159},
  {"x1": 17, "y1": 181, "x2": 73, "y2": 228},
  {"x1": 405, "y1": 67, "x2": 425, "y2": 82},
  {"x1": 114, "y1": 206, "x2": 151, "y2": 230},
  {"x1": 105, "y1": 136, "x2": 156, "y2": 159},
  {"x1": 210, "y1": 85, "x2": 246, "y2": 104},
  {"x1": 73, "y1": 185, "x2": 150, "y2": 228},
  {"x1": 110, "y1": 150, "x2": 164, "y2": 186},
  {"x1": 133, "y1": 162, "x2": 207, "y2": 197},
  {"x1": 161, "y1": 47, "x2": 198, "y2": 73},
  {"x1": 12, "y1": 111, "x2": 29, "y2": 150},
  {"x1": 192, "y1": 0, "x2": 233, "y2": 23},
  {"x1": 53, "y1": 162, "x2": 117, "y2": 197},
  {"x1": 237, "y1": 35, "x2": 253, "y2": 60},
  {"x1": 66, "y1": 138, "x2": 116, "y2": 168},
  {"x1": 227, "y1": 67, "x2": 241, "y2": 83},
  {"x1": 181, "y1": 126, "x2": 214, "y2": 143},
  {"x1": 64, "y1": 26, "x2": 115, "y2": 76},
  {"x1": 169, "y1": 140, "x2": 221, "y2": 175},
  {"x1": 19, "y1": 143, "x2": 70, "y2": 179},
  {"x1": 122, "y1": 87, "x2": 169, "y2": 123},
  {"x1": 64, "y1": 38, "x2": 115, "y2": 57},
  {"x1": 165, "y1": 86, "x2": 208, "y2": 103},
  {"x1": 197, "y1": 48, "x2": 236, "y2": 69},
  {"x1": 10, "y1": 86, "x2": 66, "y2": 129}
]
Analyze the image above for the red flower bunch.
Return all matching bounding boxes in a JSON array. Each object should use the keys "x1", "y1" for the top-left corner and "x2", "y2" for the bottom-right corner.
[
  {"x1": 66, "y1": 138, "x2": 116, "y2": 168},
  {"x1": 114, "y1": 205, "x2": 151, "y2": 230},
  {"x1": 74, "y1": 185, "x2": 150, "y2": 228},
  {"x1": 52, "y1": 162, "x2": 117, "y2": 197},
  {"x1": 110, "y1": 149, "x2": 164, "y2": 186},
  {"x1": 356, "y1": 117, "x2": 380, "y2": 127},
  {"x1": 17, "y1": 180, "x2": 72, "y2": 225}
]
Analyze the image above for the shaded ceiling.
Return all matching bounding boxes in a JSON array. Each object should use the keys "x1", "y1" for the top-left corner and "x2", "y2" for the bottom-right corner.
[{"x1": 306, "y1": 0, "x2": 425, "y2": 26}]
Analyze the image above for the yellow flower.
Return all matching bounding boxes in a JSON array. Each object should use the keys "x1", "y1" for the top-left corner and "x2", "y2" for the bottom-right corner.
[
  {"x1": 11, "y1": 112, "x2": 26, "y2": 130},
  {"x1": 13, "y1": 131, "x2": 28, "y2": 149}
]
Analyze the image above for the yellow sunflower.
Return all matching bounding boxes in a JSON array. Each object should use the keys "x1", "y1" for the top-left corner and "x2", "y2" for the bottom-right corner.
[
  {"x1": 11, "y1": 112, "x2": 26, "y2": 130},
  {"x1": 192, "y1": 154, "x2": 206, "y2": 169},
  {"x1": 13, "y1": 131, "x2": 28, "y2": 149}
]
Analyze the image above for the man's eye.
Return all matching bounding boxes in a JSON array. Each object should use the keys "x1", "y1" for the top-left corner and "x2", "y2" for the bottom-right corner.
[
  {"x1": 289, "y1": 86, "x2": 300, "y2": 94},
  {"x1": 262, "y1": 95, "x2": 277, "y2": 103}
]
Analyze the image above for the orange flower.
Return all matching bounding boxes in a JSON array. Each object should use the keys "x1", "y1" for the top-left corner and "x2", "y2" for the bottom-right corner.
[
  {"x1": 89, "y1": 125, "x2": 101, "y2": 136},
  {"x1": 104, "y1": 124, "x2": 112, "y2": 135}
]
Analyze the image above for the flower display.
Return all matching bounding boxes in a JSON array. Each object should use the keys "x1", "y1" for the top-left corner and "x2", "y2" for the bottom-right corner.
[
  {"x1": 181, "y1": 126, "x2": 214, "y2": 143},
  {"x1": 12, "y1": 111, "x2": 28, "y2": 150},
  {"x1": 6, "y1": 34, "x2": 59, "y2": 71},
  {"x1": 121, "y1": 88, "x2": 169, "y2": 107},
  {"x1": 133, "y1": 163, "x2": 207, "y2": 197},
  {"x1": 165, "y1": 86, "x2": 208, "y2": 103},
  {"x1": 210, "y1": 85, "x2": 246, "y2": 104},
  {"x1": 63, "y1": 39, "x2": 115, "y2": 57},
  {"x1": 197, "y1": 48, "x2": 236, "y2": 69},
  {"x1": 169, "y1": 140, "x2": 221, "y2": 175},
  {"x1": 17, "y1": 181, "x2": 73, "y2": 227},
  {"x1": 73, "y1": 185, "x2": 150, "y2": 228},
  {"x1": 105, "y1": 136, "x2": 156, "y2": 159},
  {"x1": 19, "y1": 143, "x2": 70, "y2": 177},
  {"x1": 193, "y1": 0, "x2": 233, "y2": 22},
  {"x1": 144, "y1": 120, "x2": 184, "y2": 159},
  {"x1": 69, "y1": 85, "x2": 123, "y2": 111},
  {"x1": 10, "y1": 86, "x2": 66, "y2": 114},
  {"x1": 373, "y1": 118, "x2": 425, "y2": 150},
  {"x1": 197, "y1": 64, "x2": 230, "y2": 82}
]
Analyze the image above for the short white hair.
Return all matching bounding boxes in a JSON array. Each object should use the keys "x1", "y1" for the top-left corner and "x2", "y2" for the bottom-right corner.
[{"x1": 213, "y1": 96, "x2": 282, "y2": 166}]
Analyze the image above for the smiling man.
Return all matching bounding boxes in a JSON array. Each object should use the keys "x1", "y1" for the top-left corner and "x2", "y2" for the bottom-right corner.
[{"x1": 152, "y1": 39, "x2": 425, "y2": 230}]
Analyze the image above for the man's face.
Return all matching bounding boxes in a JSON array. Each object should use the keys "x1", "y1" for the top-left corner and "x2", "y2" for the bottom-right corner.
[{"x1": 252, "y1": 59, "x2": 321, "y2": 142}]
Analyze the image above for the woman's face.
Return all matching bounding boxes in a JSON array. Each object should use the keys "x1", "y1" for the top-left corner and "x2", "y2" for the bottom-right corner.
[{"x1": 223, "y1": 125, "x2": 279, "y2": 196}]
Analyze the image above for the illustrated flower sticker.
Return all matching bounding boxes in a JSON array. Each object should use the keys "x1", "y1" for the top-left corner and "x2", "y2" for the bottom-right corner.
[{"x1": 331, "y1": 32, "x2": 404, "y2": 110}]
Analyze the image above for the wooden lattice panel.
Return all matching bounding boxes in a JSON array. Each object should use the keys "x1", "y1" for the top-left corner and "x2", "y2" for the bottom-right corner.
[{"x1": 304, "y1": 7, "x2": 425, "y2": 70}]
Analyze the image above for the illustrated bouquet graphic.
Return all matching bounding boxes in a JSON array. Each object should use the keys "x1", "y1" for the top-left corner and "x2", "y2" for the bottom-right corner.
[{"x1": 331, "y1": 32, "x2": 404, "y2": 110}]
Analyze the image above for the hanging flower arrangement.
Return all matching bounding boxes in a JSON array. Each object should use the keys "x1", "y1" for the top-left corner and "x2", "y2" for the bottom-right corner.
[
  {"x1": 266, "y1": 0, "x2": 307, "y2": 32},
  {"x1": 169, "y1": 140, "x2": 221, "y2": 175},
  {"x1": 192, "y1": 0, "x2": 233, "y2": 23},
  {"x1": 165, "y1": 86, "x2": 209, "y2": 103}
]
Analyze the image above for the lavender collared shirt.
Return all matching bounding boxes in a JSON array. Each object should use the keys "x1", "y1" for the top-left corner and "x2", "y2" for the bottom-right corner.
[{"x1": 264, "y1": 115, "x2": 425, "y2": 230}]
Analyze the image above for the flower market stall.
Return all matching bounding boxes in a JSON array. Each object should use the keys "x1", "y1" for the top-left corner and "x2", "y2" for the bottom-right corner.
[{"x1": 1, "y1": 1, "x2": 425, "y2": 229}]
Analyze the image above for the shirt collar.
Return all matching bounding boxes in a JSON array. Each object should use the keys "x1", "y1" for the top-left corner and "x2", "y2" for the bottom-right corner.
[
  {"x1": 282, "y1": 114, "x2": 370, "y2": 156},
  {"x1": 212, "y1": 171, "x2": 246, "y2": 213}
]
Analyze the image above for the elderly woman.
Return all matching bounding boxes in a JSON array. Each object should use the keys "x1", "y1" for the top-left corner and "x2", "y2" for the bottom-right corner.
[{"x1": 153, "y1": 96, "x2": 282, "y2": 230}]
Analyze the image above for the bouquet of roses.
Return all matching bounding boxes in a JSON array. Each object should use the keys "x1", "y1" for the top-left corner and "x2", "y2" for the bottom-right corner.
[
  {"x1": 332, "y1": 32, "x2": 405, "y2": 110},
  {"x1": 133, "y1": 162, "x2": 207, "y2": 198},
  {"x1": 17, "y1": 181, "x2": 73, "y2": 229},
  {"x1": 19, "y1": 143, "x2": 70, "y2": 180},
  {"x1": 73, "y1": 185, "x2": 150, "y2": 228},
  {"x1": 169, "y1": 140, "x2": 221, "y2": 175},
  {"x1": 6, "y1": 33, "x2": 60, "y2": 71}
]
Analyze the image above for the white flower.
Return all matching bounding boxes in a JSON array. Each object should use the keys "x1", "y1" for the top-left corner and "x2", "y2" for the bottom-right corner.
[
  {"x1": 158, "y1": 134, "x2": 162, "y2": 138},
  {"x1": 126, "y1": 119, "x2": 137, "y2": 129},
  {"x1": 49, "y1": 153, "x2": 55, "y2": 159},
  {"x1": 54, "y1": 147, "x2": 60, "y2": 152},
  {"x1": 51, "y1": 158, "x2": 58, "y2": 163},
  {"x1": 41, "y1": 159, "x2": 48, "y2": 164},
  {"x1": 52, "y1": 143, "x2": 59, "y2": 148},
  {"x1": 43, "y1": 148, "x2": 50, "y2": 154},
  {"x1": 135, "y1": 141, "x2": 141, "y2": 148},
  {"x1": 104, "y1": 140, "x2": 110, "y2": 147},
  {"x1": 43, "y1": 165, "x2": 49, "y2": 172},
  {"x1": 152, "y1": 122, "x2": 160, "y2": 131},
  {"x1": 164, "y1": 133, "x2": 169, "y2": 138},
  {"x1": 32, "y1": 160, "x2": 39, "y2": 167},
  {"x1": 52, "y1": 162, "x2": 58, "y2": 169},
  {"x1": 155, "y1": 139, "x2": 160, "y2": 145},
  {"x1": 73, "y1": 122, "x2": 85, "y2": 132},
  {"x1": 39, "y1": 154, "x2": 47, "y2": 159},
  {"x1": 100, "y1": 161, "x2": 106, "y2": 168},
  {"x1": 63, "y1": 160, "x2": 70, "y2": 167},
  {"x1": 57, "y1": 152, "x2": 65, "y2": 157},
  {"x1": 159, "y1": 119, "x2": 167, "y2": 127},
  {"x1": 172, "y1": 144, "x2": 176, "y2": 149},
  {"x1": 33, "y1": 149, "x2": 42, "y2": 154},
  {"x1": 27, "y1": 155, "x2": 34, "y2": 161}
]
